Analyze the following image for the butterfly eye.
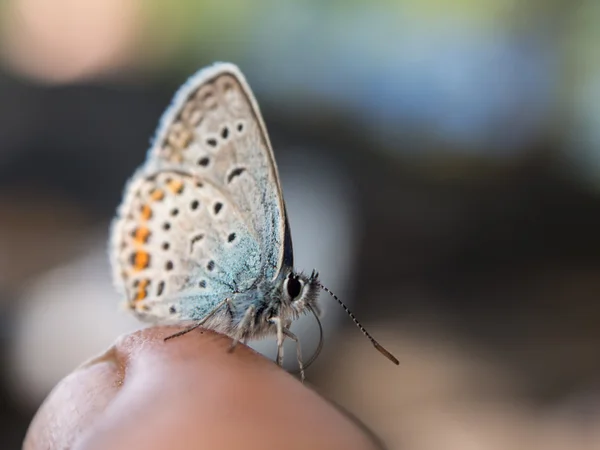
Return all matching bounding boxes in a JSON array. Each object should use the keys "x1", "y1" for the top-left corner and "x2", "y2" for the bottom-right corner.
[{"x1": 286, "y1": 276, "x2": 303, "y2": 299}]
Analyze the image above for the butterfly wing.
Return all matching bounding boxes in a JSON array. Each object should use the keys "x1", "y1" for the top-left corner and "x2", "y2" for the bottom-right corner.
[
  {"x1": 110, "y1": 63, "x2": 291, "y2": 321},
  {"x1": 149, "y1": 63, "x2": 291, "y2": 276}
]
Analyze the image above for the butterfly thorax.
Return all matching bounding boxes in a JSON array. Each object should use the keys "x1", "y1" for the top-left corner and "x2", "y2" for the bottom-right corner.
[{"x1": 195, "y1": 270, "x2": 321, "y2": 340}]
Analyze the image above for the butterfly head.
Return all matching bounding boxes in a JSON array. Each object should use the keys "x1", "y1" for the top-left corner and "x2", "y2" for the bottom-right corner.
[{"x1": 281, "y1": 269, "x2": 321, "y2": 317}]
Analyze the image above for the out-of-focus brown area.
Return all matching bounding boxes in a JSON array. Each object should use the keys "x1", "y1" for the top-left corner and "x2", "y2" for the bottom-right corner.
[{"x1": 1, "y1": 0, "x2": 599, "y2": 449}]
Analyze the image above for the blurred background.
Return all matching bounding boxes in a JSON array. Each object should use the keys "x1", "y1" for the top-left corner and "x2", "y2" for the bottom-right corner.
[{"x1": 1, "y1": 0, "x2": 600, "y2": 448}]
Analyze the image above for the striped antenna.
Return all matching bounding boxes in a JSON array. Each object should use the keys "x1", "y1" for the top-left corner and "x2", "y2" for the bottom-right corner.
[{"x1": 319, "y1": 283, "x2": 399, "y2": 365}]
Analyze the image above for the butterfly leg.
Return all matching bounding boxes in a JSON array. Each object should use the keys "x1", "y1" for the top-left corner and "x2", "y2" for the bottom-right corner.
[
  {"x1": 268, "y1": 317, "x2": 286, "y2": 367},
  {"x1": 228, "y1": 304, "x2": 256, "y2": 353},
  {"x1": 164, "y1": 299, "x2": 228, "y2": 341},
  {"x1": 283, "y1": 328, "x2": 305, "y2": 383},
  {"x1": 272, "y1": 317, "x2": 293, "y2": 367},
  {"x1": 225, "y1": 297, "x2": 237, "y2": 321},
  {"x1": 240, "y1": 304, "x2": 256, "y2": 346}
]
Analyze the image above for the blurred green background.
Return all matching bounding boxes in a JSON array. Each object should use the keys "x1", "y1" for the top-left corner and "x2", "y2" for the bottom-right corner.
[{"x1": 1, "y1": 0, "x2": 600, "y2": 448}]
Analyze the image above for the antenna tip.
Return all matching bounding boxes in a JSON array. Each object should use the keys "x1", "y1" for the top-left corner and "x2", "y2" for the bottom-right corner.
[{"x1": 373, "y1": 342, "x2": 399, "y2": 365}]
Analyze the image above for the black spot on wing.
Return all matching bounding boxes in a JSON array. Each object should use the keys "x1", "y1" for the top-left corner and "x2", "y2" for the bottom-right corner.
[
  {"x1": 226, "y1": 167, "x2": 246, "y2": 184},
  {"x1": 190, "y1": 234, "x2": 204, "y2": 252}
]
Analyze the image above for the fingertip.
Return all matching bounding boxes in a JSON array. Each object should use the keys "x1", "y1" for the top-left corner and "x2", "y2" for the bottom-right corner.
[
  {"x1": 25, "y1": 326, "x2": 379, "y2": 450},
  {"x1": 23, "y1": 344, "x2": 125, "y2": 450}
]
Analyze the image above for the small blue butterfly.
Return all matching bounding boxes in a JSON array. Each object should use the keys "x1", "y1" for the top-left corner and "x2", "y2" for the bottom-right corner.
[{"x1": 110, "y1": 63, "x2": 398, "y2": 380}]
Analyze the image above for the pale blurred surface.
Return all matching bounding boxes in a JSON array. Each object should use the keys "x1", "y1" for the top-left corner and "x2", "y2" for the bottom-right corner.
[
  {"x1": 0, "y1": 0, "x2": 143, "y2": 83},
  {"x1": 0, "y1": 1, "x2": 599, "y2": 449}
]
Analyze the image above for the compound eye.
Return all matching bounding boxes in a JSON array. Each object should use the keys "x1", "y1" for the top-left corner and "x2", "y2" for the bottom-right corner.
[{"x1": 286, "y1": 276, "x2": 302, "y2": 299}]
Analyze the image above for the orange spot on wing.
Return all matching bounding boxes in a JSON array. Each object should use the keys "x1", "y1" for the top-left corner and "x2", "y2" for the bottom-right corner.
[
  {"x1": 132, "y1": 227, "x2": 151, "y2": 244},
  {"x1": 140, "y1": 205, "x2": 152, "y2": 221},
  {"x1": 130, "y1": 251, "x2": 150, "y2": 271},
  {"x1": 167, "y1": 179, "x2": 184, "y2": 194},
  {"x1": 150, "y1": 189, "x2": 165, "y2": 201},
  {"x1": 135, "y1": 279, "x2": 149, "y2": 301}
]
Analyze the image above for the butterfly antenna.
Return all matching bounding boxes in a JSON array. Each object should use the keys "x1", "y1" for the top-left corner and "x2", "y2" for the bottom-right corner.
[{"x1": 318, "y1": 283, "x2": 399, "y2": 365}]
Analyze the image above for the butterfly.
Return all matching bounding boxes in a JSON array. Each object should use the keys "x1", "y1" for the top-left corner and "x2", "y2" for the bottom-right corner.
[{"x1": 110, "y1": 62, "x2": 398, "y2": 381}]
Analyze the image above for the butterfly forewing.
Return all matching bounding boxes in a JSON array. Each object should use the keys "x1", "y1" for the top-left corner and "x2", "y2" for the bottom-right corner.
[{"x1": 148, "y1": 64, "x2": 287, "y2": 280}]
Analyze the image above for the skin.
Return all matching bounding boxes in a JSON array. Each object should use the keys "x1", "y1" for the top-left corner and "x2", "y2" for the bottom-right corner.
[{"x1": 23, "y1": 326, "x2": 381, "y2": 450}]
